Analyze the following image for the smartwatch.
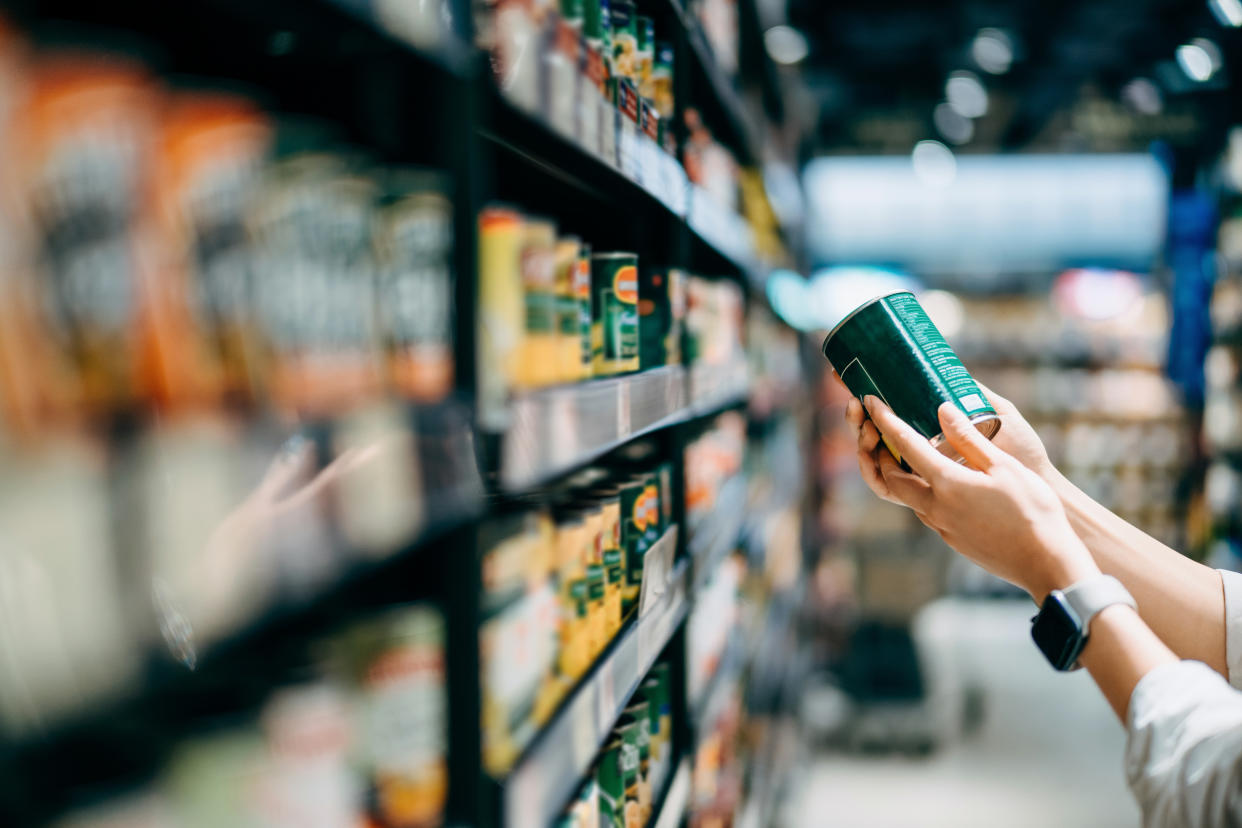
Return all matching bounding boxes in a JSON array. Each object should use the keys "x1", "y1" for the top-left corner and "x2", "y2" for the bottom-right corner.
[{"x1": 1031, "y1": 574, "x2": 1137, "y2": 671}]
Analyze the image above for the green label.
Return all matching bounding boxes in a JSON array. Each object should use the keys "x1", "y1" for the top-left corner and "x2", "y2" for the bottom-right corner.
[
  {"x1": 525, "y1": 291, "x2": 556, "y2": 334},
  {"x1": 557, "y1": 294, "x2": 579, "y2": 335},
  {"x1": 883, "y1": 293, "x2": 990, "y2": 414},
  {"x1": 579, "y1": 297, "x2": 593, "y2": 366}
]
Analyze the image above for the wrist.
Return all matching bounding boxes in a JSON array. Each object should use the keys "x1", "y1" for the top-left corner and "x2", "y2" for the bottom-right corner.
[{"x1": 1026, "y1": 539, "x2": 1100, "y2": 602}]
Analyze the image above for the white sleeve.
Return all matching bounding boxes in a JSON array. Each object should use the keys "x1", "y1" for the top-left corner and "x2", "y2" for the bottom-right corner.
[
  {"x1": 1219, "y1": 570, "x2": 1242, "y2": 692},
  {"x1": 1126, "y1": 660, "x2": 1242, "y2": 828}
]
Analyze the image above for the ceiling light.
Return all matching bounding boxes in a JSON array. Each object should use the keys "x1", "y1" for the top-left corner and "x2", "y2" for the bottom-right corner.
[
  {"x1": 1210, "y1": 0, "x2": 1242, "y2": 27},
  {"x1": 933, "y1": 102, "x2": 974, "y2": 144},
  {"x1": 911, "y1": 140, "x2": 957, "y2": 189},
  {"x1": 764, "y1": 25, "x2": 809, "y2": 66},
  {"x1": 945, "y1": 70, "x2": 989, "y2": 118},
  {"x1": 1121, "y1": 78, "x2": 1162, "y2": 115},
  {"x1": 971, "y1": 28, "x2": 1014, "y2": 74},
  {"x1": 1177, "y1": 39, "x2": 1221, "y2": 82}
]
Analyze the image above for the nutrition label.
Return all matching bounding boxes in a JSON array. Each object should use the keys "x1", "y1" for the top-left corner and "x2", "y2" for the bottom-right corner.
[{"x1": 885, "y1": 293, "x2": 989, "y2": 414}]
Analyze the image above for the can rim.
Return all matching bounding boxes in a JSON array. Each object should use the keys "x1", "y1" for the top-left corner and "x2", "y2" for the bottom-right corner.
[
  {"x1": 591, "y1": 252, "x2": 639, "y2": 260},
  {"x1": 821, "y1": 289, "x2": 917, "y2": 355},
  {"x1": 929, "y1": 412, "x2": 1001, "y2": 460}
]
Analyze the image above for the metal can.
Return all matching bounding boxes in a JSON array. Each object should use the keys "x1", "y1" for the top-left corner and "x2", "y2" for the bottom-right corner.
[
  {"x1": 821, "y1": 290, "x2": 999, "y2": 464},
  {"x1": 556, "y1": 237, "x2": 585, "y2": 383},
  {"x1": 520, "y1": 219, "x2": 559, "y2": 389},
  {"x1": 576, "y1": 244, "x2": 594, "y2": 380},
  {"x1": 638, "y1": 265, "x2": 673, "y2": 371},
  {"x1": 617, "y1": 477, "x2": 646, "y2": 611},
  {"x1": 591, "y1": 252, "x2": 640, "y2": 375},
  {"x1": 622, "y1": 702, "x2": 652, "y2": 820},
  {"x1": 477, "y1": 206, "x2": 524, "y2": 430}
]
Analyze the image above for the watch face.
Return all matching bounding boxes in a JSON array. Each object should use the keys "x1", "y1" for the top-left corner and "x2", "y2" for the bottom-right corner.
[{"x1": 1031, "y1": 593, "x2": 1085, "y2": 671}]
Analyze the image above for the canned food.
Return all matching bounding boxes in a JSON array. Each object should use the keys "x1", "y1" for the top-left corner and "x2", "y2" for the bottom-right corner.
[
  {"x1": 591, "y1": 252, "x2": 640, "y2": 375},
  {"x1": 556, "y1": 237, "x2": 584, "y2": 383},
  {"x1": 520, "y1": 219, "x2": 559, "y2": 388},
  {"x1": 622, "y1": 701, "x2": 652, "y2": 820},
  {"x1": 821, "y1": 290, "x2": 999, "y2": 465},
  {"x1": 375, "y1": 170, "x2": 454, "y2": 403},
  {"x1": 477, "y1": 206, "x2": 524, "y2": 430},
  {"x1": 576, "y1": 244, "x2": 595, "y2": 380}
]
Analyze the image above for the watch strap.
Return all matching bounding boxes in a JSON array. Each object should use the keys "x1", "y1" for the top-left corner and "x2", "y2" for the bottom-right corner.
[{"x1": 1061, "y1": 574, "x2": 1137, "y2": 668}]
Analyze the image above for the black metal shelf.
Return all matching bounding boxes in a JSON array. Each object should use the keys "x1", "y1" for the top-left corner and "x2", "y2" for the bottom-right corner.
[
  {"x1": 658, "y1": 0, "x2": 760, "y2": 166},
  {"x1": 482, "y1": 88, "x2": 760, "y2": 281},
  {"x1": 650, "y1": 756, "x2": 693, "y2": 828},
  {"x1": 0, "y1": 455, "x2": 485, "y2": 825},
  {"x1": 497, "y1": 534, "x2": 688, "y2": 828}
]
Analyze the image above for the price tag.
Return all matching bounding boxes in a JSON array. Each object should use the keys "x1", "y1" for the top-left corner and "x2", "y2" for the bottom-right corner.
[
  {"x1": 616, "y1": 380, "x2": 632, "y2": 437},
  {"x1": 596, "y1": 659, "x2": 616, "y2": 730},
  {"x1": 572, "y1": 693, "x2": 597, "y2": 765}
]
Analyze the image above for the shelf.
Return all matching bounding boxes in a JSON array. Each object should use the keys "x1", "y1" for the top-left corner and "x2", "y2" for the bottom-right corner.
[
  {"x1": 483, "y1": 88, "x2": 689, "y2": 218},
  {"x1": 689, "y1": 474, "x2": 748, "y2": 591},
  {"x1": 498, "y1": 363, "x2": 750, "y2": 492},
  {"x1": 659, "y1": 0, "x2": 760, "y2": 166},
  {"x1": 689, "y1": 361, "x2": 751, "y2": 417},
  {"x1": 652, "y1": 757, "x2": 693, "y2": 828},
  {"x1": 502, "y1": 533, "x2": 689, "y2": 828},
  {"x1": 318, "y1": 0, "x2": 476, "y2": 78},
  {"x1": 499, "y1": 366, "x2": 689, "y2": 491},
  {"x1": 484, "y1": 89, "x2": 762, "y2": 283}
]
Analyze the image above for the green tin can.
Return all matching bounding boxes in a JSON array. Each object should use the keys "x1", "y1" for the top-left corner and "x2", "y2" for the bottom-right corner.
[
  {"x1": 618, "y1": 477, "x2": 645, "y2": 610},
  {"x1": 623, "y1": 702, "x2": 652, "y2": 818},
  {"x1": 596, "y1": 738, "x2": 626, "y2": 828},
  {"x1": 821, "y1": 290, "x2": 999, "y2": 464},
  {"x1": 591, "y1": 252, "x2": 640, "y2": 375}
]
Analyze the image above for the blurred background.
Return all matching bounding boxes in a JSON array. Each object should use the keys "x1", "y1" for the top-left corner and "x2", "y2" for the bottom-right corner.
[{"x1": 0, "y1": 0, "x2": 1238, "y2": 826}]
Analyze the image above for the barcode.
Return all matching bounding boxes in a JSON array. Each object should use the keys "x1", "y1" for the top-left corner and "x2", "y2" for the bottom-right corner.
[{"x1": 959, "y1": 394, "x2": 984, "y2": 412}]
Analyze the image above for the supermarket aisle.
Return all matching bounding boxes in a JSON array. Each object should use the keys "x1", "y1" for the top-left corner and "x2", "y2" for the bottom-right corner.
[{"x1": 790, "y1": 598, "x2": 1139, "y2": 828}]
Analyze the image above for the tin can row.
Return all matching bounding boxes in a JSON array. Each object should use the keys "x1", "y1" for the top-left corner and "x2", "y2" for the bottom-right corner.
[
  {"x1": 480, "y1": 457, "x2": 675, "y2": 775},
  {"x1": 482, "y1": 0, "x2": 677, "y2": 156},
  {"x1": 557, "y1": 659, "x2": 675, "y2": 828},
  {"x1": 478, "y1": 205, "x2": 686, "y2": 428}
]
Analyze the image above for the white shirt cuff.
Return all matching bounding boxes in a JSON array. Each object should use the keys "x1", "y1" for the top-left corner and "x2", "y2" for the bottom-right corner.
[{"x1": 1219, "y1": 569, "x2": 1242, "y2": 692}]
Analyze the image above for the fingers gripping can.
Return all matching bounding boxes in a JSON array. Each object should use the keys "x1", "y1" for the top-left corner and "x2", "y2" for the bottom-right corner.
[{"x1": 821, "y1": 290, "x2": 1000, "y2": 464}]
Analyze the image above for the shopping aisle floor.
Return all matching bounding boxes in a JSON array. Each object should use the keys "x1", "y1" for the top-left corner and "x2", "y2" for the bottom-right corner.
[{"x1": 788, "y1": 598, "x2": 1139, "y2": 828}]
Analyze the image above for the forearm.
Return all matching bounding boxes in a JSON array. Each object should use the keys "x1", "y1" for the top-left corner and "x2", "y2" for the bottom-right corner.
[
  {"x1": 1078, "y1": 604, "x2": 1178, "y2": 721},
  {"x1": 1048, "y1": 470, "x2": 1228, "y2": 676}
]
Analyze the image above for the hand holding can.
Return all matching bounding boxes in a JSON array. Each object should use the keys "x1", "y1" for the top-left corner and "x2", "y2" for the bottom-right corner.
[{"x1": 822, "y1": 290, "x2": 1000, "y2": 466}]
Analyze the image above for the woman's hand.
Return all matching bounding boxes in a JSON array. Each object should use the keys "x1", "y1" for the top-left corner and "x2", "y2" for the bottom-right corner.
[
  {"x1": 850, "y1": 395, "x2": 1098, "y2": 601},
  {"x1": 973, "y1": 382, "x2": 1056, "y2": 482}
]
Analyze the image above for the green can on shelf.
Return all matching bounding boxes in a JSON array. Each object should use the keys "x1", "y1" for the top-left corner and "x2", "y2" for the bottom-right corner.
[
  {"x1": 591, "y1": 252, "x2": 640, "y2": 375},
  {"x1": 821, "y1": 290, "x2": 1000, "y2": 465}
]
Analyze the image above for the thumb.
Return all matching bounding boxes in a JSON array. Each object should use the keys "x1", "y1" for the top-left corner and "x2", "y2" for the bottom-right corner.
[{"x1": 938, "y1": 402, "x2": 1003, "y2": 470}]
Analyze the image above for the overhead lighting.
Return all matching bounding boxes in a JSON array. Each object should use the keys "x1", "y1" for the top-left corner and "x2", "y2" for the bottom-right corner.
[
  {"x1": 911, "y1": 140, "x2": 957, "y2": 189},
  {"x1": 945, "y1": 70, "x2": 989, "y2": 118},
  {"x1": 971, "y1": 28, "x2": 1014, "y2": 74},
  {"x1": 1121, "y1": 78, "x2": 1163, "y2": 115},
  {"x1": 933, "y1": 102, "x2": 974, "y2": 144},
  {"x1": 1177, "y1": 38, "x2": 1222, "y2": 82},
  {"x1": 764, "y1": 25, "x2": 809, "y2": 66},
  {"x1": 1210, "y1": 0, "x2": 1242, "y2": 27}
]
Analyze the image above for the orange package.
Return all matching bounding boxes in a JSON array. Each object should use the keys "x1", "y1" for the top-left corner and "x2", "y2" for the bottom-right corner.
[
  {"x1": 13, "y1": 51, "x2": 157, "y2": 420},
  {"x1": 145, "y1": 90, "x2": 272, "y2": 412}
]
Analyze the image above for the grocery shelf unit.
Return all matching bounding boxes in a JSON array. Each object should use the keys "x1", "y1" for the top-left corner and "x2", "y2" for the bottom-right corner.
[{"x1": 0, "y1": 0, "x2": 792, "y2": 825}]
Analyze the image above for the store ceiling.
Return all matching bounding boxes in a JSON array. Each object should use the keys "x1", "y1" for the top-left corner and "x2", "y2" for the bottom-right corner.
[{"x1": 787, "y1": 0, "x2": 1241, "y2": 156}]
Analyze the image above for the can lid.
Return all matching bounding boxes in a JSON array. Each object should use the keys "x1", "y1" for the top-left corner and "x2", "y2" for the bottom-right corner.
[
  {"x1": 820, "y1": 289, "x2": 917, "y2": 353},
  {"x1": 591, "y1": 251, "x2": 639, "y2": 260}
]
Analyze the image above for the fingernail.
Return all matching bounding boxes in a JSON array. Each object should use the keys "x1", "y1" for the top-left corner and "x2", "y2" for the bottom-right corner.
[{"x1": 863, "y1": 395, "x2": 877, "y2": 411}]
